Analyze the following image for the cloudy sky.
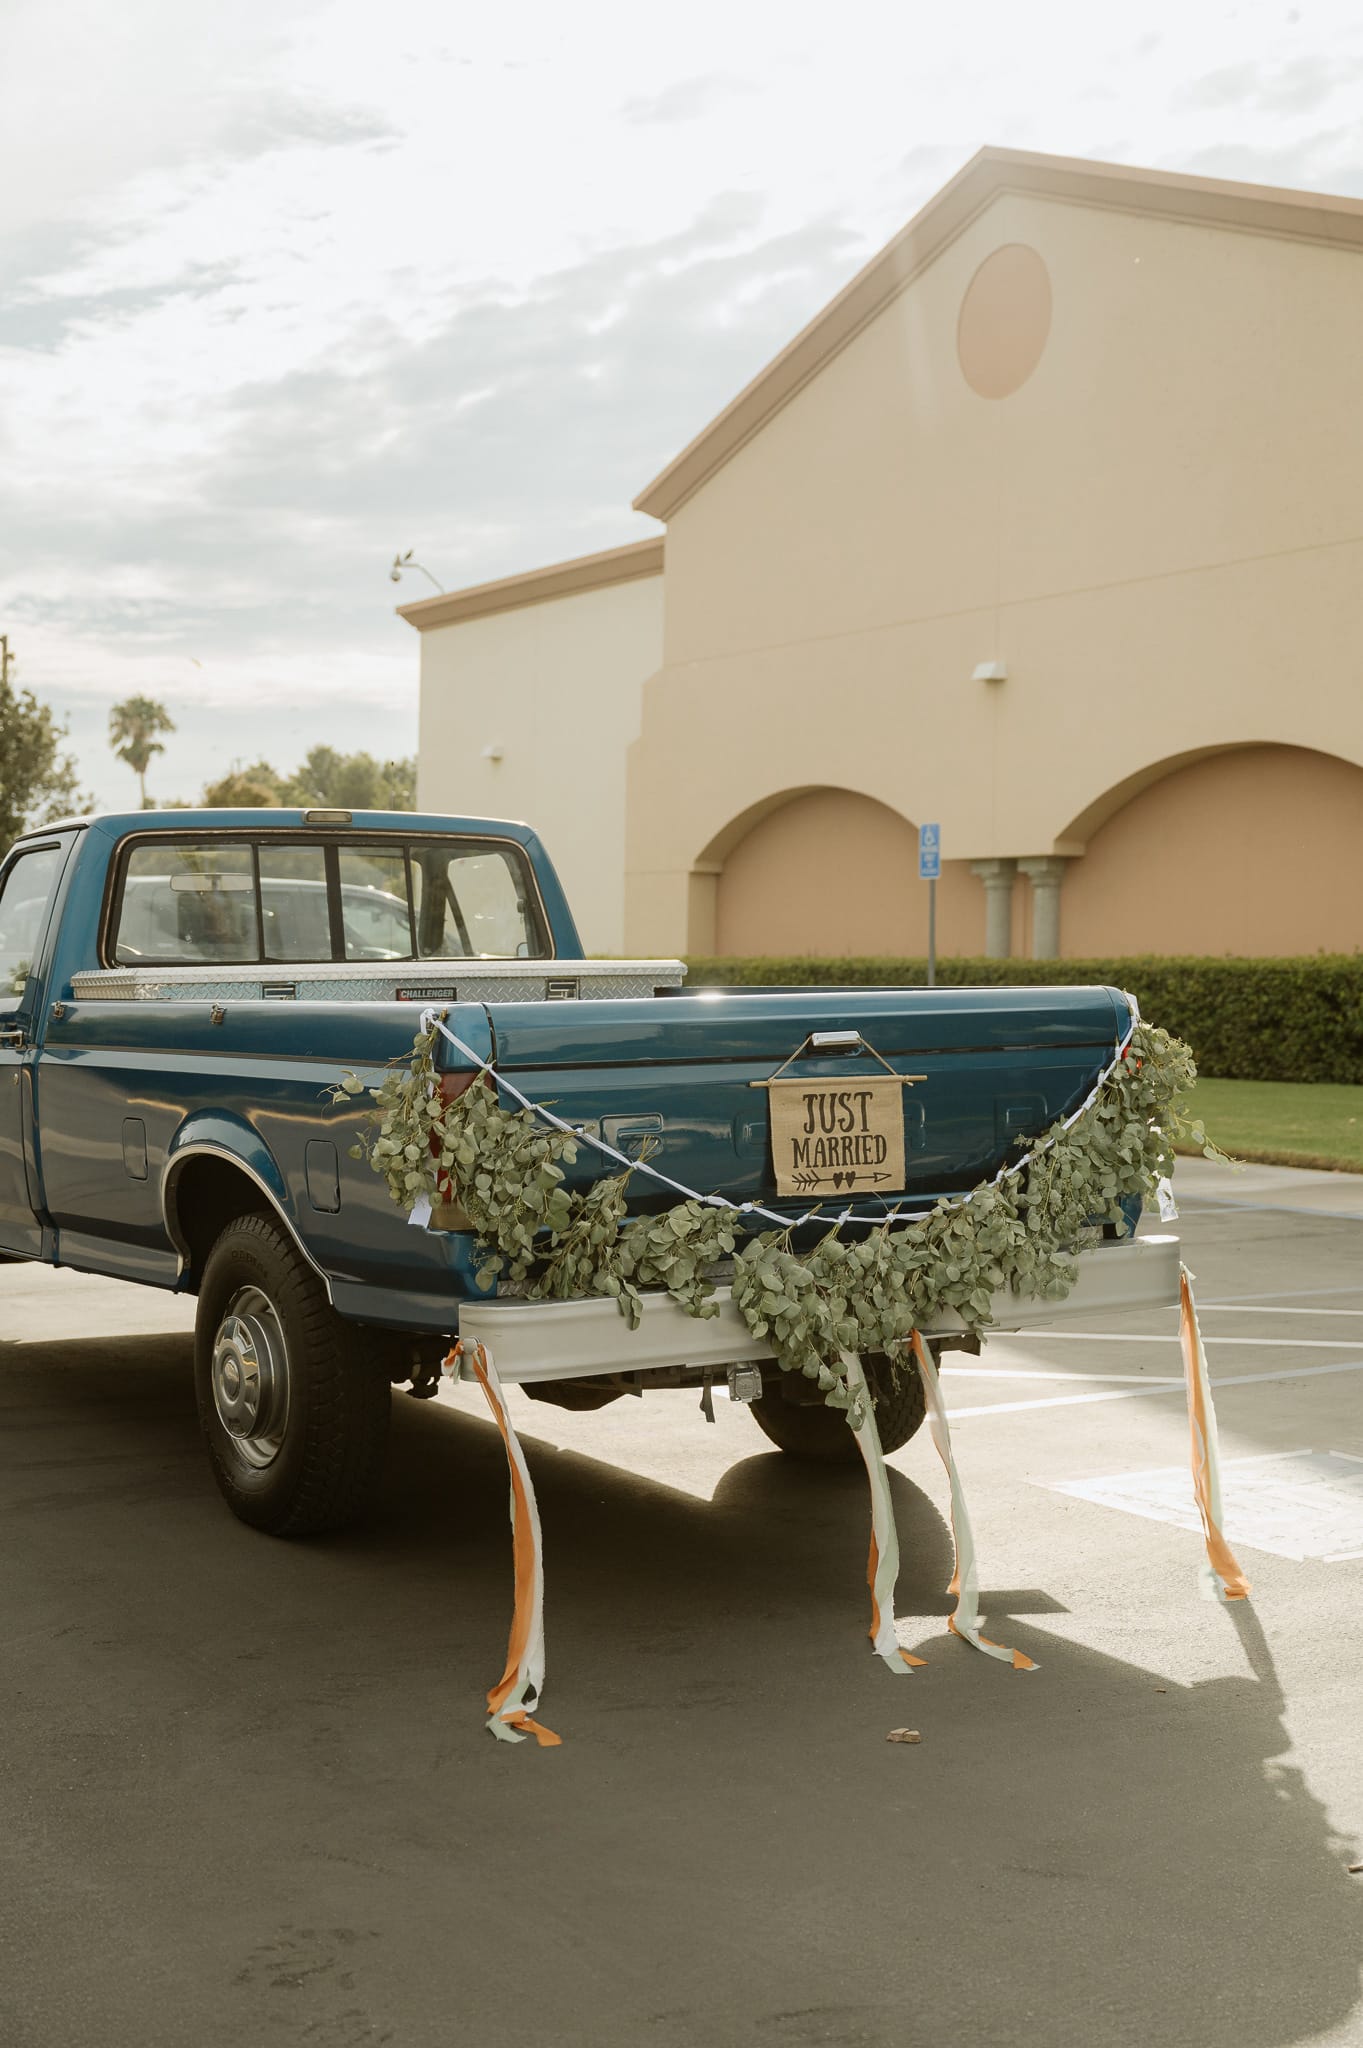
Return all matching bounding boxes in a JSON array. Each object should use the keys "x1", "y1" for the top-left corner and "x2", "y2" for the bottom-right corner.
[{"x1": 3, "y1": 0, "x2": 1362, "y2": 811}]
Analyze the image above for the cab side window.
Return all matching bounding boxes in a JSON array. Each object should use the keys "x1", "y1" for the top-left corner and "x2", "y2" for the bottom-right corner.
[{"x1": 0, "y1": 844, "x2": 64, "y2": 1005}]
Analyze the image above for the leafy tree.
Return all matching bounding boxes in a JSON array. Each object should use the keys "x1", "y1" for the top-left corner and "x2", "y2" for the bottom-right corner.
[
  {"x1": 280, "y1": 747, "x2": 416, "y2": 811},
  {"x1": 197, "y1": 747, "x2": 416, "y2": 811},
  {"x1": 202, "y1": 761, "x2": 286, "y2": 807},
  {"x1": 0, "y1": 636, "x2": 90, "y2": 854},
  {"x1": 109, "y1": 695, "x2": 176, "y2": 807}
]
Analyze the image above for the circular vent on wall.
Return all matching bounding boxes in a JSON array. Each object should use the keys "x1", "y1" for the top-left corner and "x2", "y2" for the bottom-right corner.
[{"x1": 957, "y1": 243, "x2": 1052, "y2": 398}]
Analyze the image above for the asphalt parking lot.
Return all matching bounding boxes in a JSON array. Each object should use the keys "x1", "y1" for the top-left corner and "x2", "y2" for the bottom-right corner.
[{"x1": 2, "y1": 1156, "x2": 1361, "y2": 2048}]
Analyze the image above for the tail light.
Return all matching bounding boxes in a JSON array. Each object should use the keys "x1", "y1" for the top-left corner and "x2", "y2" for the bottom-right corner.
[
  {"x1": 438, "y1": 1069, "x2": 482, "y2": 1107},
  {"x1": 432, "y1": 1070, "x2": 483, "y2": 1202}
]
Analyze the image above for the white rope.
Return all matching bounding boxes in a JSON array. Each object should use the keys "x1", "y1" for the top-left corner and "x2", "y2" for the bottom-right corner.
[{"x1": 420, "y1": 991, "x2": 1143, "y2": 1236}]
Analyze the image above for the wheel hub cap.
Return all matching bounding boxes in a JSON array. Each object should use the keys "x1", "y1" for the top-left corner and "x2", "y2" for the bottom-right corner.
[{"x1": 211, "y1": 1286, "x2": 290, "y2": 1469}]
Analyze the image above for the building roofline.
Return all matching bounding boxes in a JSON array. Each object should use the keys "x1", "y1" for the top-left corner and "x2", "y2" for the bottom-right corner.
[
  {"x1": 397, "y1": 536, "x2": 663, "y2": 631},
  {"x1": 632, "y1": 145, "x2": 1363, "y2": 522}
]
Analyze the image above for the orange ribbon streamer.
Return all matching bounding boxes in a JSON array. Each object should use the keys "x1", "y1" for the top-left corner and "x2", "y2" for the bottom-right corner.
[
  {"x1": 444, "y1": 1339, "x2": 562, "y2": 1746},
  {"x1": 1178, "y1": 1269, "x2": 1251, "y2": 1602}
]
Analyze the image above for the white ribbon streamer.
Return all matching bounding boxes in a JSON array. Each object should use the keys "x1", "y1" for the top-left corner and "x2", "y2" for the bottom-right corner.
[
  {"x1": 910, "y1": 1331, "x2": 1038, "y2": 1670},
  {"x1": 844, "y1": 1351, "x2": 927, "y2": 1674}
]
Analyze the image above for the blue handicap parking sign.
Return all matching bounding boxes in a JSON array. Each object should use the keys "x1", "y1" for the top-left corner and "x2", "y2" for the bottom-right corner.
[{"x1": 918, "y1": 823, "x2": 941, "y2": 880}]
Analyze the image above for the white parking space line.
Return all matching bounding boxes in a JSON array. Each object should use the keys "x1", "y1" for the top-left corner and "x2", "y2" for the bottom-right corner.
[
  {"x1": 943, "y1": 1366, "x2": 1184, "y2": 1384},
  {"x1": 945, "y1": 1356, "x2": 1363, "y2": 1419},
  {"x1": 1170, "y1": 1202, "x2": 1265, "y2": 1215},
  {"x1": 1175, "y1": 1201, "x2": 1363, "y2": 1220},
  {"x1": 997, "y1": 1332, "x2": 1363, "y2": 1348},
  {"x1": 947, "y1": 1387, "x2": 1180, "y2": 1419},
  {"x1": 1198, "y1": 1284, "x2": 1363, "y2": 1305},
  {"x1": 1199, "y1": 1305, "x2": 1363, "y2": 1316}
]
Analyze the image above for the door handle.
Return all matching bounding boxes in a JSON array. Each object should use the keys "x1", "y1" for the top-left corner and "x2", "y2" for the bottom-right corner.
[{"x1": 0, "y1": 1025, "x2": 25, "y2": 1050}]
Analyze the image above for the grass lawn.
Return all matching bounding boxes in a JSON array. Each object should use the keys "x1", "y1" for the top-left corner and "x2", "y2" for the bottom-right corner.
[{"x1": 1180, "y1": 1077, "x2": 1363, "y2": 1172}]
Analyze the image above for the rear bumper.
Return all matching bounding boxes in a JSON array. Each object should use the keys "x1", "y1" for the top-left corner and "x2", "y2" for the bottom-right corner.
[{"x1": 453, "y1": 1233, "x2": 1181, "y2": 1386}]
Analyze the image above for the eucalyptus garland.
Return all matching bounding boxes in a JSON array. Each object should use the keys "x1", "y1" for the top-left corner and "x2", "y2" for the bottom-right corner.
[{"x1": 339, "y1": 1017, "x2": 1215, "y2": 1426}]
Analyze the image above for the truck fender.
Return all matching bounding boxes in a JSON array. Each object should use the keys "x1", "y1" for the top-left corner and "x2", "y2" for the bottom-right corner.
[{"x1": 161, "y1": 1112, "x2": 331, "y2": 1296}]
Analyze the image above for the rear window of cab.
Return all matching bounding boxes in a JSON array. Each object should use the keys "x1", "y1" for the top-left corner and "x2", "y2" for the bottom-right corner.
[{"x1": 108, "y1": 836, "x2": 549, "y2": 966}]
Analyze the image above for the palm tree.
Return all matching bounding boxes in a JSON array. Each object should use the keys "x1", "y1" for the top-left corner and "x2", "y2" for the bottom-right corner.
[{"x1": 109, "y1": 697, "x2": 176, "y2": 808}]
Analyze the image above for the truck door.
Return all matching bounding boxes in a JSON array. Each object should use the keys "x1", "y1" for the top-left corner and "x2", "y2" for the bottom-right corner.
[{"x1": 0, "y1": 839, "x2": 68, "y2": 1255}]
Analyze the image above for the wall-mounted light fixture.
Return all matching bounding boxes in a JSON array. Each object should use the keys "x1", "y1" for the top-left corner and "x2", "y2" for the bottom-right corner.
[
  {"x1": 972, "y1": 660, "x2": 1008, "y2": 683},
  {"x1": 481, "y1": 742, "x2": 505, "y2": 762}
]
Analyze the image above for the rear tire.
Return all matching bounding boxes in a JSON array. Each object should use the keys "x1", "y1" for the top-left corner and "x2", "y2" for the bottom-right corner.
[
  {"x1": 194, "y1": 1213, "x2": 391, "y2": 1536},
  {"x1": 748, "y1": 1354, "x2": 927, "y2": 1463}
]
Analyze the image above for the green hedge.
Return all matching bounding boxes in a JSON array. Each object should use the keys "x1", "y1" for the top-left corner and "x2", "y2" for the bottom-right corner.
[{"x1": 682, "y1": 955, "x2": 1363, "y2": 1085}]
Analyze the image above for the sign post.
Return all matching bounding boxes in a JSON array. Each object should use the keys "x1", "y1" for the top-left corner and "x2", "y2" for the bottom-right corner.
[{"x1": 918, "y1": 823, "x2": 941, "y2": 986}]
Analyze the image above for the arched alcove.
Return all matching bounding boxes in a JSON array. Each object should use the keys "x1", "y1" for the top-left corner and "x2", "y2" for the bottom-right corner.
[
  {"x1": 1061, "y1": 744, "x2": 1363, "y2": 956},
  {"x1": 710, "y1": 788, "x2": 984, "y2": 958}
]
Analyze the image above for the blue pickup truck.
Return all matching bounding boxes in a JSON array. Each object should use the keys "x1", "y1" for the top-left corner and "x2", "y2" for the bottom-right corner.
[{"x1": 0, "y1": 809, "x2": 1177, "y2": 1535}]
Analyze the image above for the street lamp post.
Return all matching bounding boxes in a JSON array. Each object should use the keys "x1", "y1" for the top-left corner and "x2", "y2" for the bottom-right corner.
[{"x1": 389, "y1": 551, "x2": 446, "y2": 595}]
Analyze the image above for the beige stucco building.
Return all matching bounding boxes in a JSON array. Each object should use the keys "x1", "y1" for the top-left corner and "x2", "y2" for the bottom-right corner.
[{"x1": 406, "y1": 148, "x2": 1363, "y2": 960}]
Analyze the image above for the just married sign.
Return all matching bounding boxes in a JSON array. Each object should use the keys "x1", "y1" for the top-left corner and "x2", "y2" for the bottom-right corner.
[{"x1": 764, "y1": 1073, "x2": 920, "y2": 1196}]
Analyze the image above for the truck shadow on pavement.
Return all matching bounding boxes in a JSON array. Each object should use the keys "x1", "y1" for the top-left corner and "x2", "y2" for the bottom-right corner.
[{"x1": 1, "y1": 1336, "x2": 1359, "y2": 2048}]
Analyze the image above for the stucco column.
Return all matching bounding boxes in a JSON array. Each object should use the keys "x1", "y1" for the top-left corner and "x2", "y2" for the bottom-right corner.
[
  {"x1": 686, "y1": 863, "x2": 721, "y2": 956},
  {"x1": 969, "y1": 858, "x2": 1018, "y2": 960},
  {"x1": 1019, "y1": 856, "x2": 1068, "y2": 960}
]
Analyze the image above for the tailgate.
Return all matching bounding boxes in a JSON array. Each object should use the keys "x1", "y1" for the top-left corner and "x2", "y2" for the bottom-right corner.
[{"x1": 442, "y1": 986, "x2": 1130, "y2": 1214}]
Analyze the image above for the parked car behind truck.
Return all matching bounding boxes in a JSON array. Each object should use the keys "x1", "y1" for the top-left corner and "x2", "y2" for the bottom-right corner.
[{"x1": 0, "y1": 809, "x2": 1179, "y2": 1535}]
